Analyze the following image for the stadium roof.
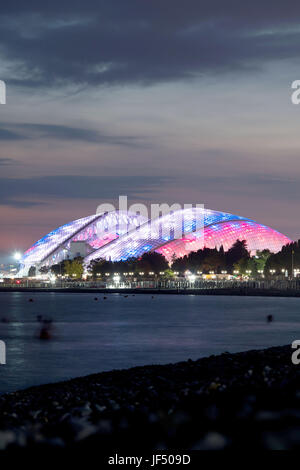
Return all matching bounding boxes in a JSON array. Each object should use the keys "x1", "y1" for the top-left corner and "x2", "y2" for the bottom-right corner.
[{"x1": 20, "y1": 208, "x2": 291, "y2": 274}]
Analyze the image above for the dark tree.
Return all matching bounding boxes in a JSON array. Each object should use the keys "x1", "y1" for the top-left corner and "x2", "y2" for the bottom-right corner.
[
  {"x1": 51, "y1": 261, "x2": 66, "y2": 276},
  {"x1": 28, "y1": 266, "x2": 36, "y2": 277},
  {"x1": 171, "y1": 255, "x2": 189, "y2": 273},
  {"x1": 265, "y1": 240, "x2": 299, "y2": 276},
  {"x1": 226, "y1": 240, "x2": 250, "y2": 271},
  {"x1": 136, "y1": 252, "x2": 169, "y2": 273},
  {"x1": 39, "y1": 266, "x2": 49, "y2": 274}
]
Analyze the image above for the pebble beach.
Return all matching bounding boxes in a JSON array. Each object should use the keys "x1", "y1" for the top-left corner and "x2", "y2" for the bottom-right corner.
[{"x1": 0, "y1": 344, "x2": 300, "y2": 451}]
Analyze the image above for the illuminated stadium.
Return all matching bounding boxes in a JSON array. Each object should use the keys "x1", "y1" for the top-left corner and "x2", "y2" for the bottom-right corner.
[{"x1": 19, "y1": 208, "x2": 291, "y2": 275}]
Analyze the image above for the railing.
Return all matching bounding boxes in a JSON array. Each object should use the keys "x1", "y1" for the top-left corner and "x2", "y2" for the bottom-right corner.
[{"x1": 1, "y1": 279, "x2": 300, "y2": 290}]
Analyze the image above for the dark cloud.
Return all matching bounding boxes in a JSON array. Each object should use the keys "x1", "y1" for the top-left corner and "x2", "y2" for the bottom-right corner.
[
  {"x1": 0, "y1": 122, "x2": 145, "y2": 146},
  {"x1": 0, "y1": 158, "x2": 17, "y2": 165},
  {"x1": 186, "y1": 173, "x2": 300, "y2": 203},
  {"x1": 0, "y1": 128, "x2": 25, "y2": 140},
  {"x1": 1, "y1": 1, "x2": 300, "y2": 88},
  {"x1": 0, "y1": 174, "x2": 171, "y2": 207},
  {"x1": 0, "y1": 171, "x2": 298, "y2": 210}
]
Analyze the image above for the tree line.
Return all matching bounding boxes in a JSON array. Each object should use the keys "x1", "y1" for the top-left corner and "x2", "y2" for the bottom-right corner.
[{"x1": 30, "y1": 238, "x2": 299, "y2": 279}]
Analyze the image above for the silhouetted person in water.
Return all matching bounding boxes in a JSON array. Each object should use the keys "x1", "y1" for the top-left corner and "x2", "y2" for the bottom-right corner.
[
  {"x1": 266, "y1": 314, "x2": 273, "y2": 323},
  {"x1": 39, "y1": 326, "x2": 51, "y2": 340},
  {"x1": 38, "y1": 318, "x2": 53, "y2": 340}
]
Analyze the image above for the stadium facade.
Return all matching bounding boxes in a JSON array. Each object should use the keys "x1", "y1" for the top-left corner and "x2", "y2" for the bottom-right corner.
[{"x1": 19, "y1": 208, "x2": 291, "y2": 275}]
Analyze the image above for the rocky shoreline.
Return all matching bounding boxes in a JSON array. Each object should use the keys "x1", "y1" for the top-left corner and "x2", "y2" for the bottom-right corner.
[{"x1": 1, "y1": 344, "x2": 300, "y2": 451}]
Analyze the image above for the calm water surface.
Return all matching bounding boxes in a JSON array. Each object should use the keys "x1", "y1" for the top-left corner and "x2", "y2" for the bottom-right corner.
[{"x1": 0, "y1": 292, "x2": 299, "y2": 394}]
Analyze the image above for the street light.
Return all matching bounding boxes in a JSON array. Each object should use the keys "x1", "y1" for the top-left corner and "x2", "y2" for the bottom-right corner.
[{"x1": 13, "y1": 252, "x2": 22, "y2": 261}]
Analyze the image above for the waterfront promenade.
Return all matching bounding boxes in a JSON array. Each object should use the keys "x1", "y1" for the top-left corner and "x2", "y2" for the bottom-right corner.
[{"x1": 1, "y1": 279, "x2": 300, "y2": 296}]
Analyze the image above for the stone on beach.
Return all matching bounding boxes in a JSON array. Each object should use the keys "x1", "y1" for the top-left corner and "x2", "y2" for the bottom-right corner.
[{"x1": 0, "y1": 345, "x2": 299, "y2": 451}]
